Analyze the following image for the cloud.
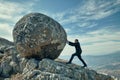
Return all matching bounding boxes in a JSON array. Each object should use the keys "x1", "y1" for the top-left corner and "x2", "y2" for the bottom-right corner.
[
  {"x1": 52, "y1": 0, "x2": 120, "y2": 27},
  {"x1": 0, "y1": 0, "x2": 36, "y2": 41},
  {"x1": 76, "y1": 0, "x2": 120, "y2": 20},
  {"x1": 61, "y1": 24, "x2": 120, "y2": 56},
  {"x1": 76, "y1": 22, "x2": 97, "y2": 28},
  {"x1": 0, "y1": 0, "x2": 119, "y2": 56},
  {"x1": 58, "y1": 0, "x2": 120, "y2": 55},
  {"x1": 60, "y1": 28, "x2": 120, "y2": 56},
  {"x1": 0, "y1": 23, "x2": 13, "y2": 41},
  {"x1": 0, "y1": 1, "x2": 34, "y2": 23},
  {"x1": 82, "y1": 41, "x2": 120, "y2": 55},
  {"x1": 69, "y1": 27, "x2": 120, "y2": 45}
]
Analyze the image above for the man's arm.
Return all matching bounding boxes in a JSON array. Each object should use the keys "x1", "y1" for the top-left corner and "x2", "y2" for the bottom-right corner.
[{"x1": 68, "y1": 41, "x2": 76, "y2": 46}]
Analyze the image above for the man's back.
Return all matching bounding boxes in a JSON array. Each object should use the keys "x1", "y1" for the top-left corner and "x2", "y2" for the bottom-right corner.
[
  {"x1": 68, "y1": 41, "x2": 82, "y2": 53},
  {"x1": 75, "y1": 42, "x2": 82, "y2": 53}
]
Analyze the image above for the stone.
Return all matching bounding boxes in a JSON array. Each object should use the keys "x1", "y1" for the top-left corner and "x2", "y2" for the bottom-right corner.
[
  {"x1": 0, "y1": 37, "x2": 13, "y2": 47},
  {"x1": 0, "y1": 65, "x2": 2, "y2": 75},
  {"x1": 0, "y1": 37, "x2": 14, "y2": 56},
  {"x1": 10, "y1": 61, "x2": 20, "y2": 74},
  {"x1": 19, "y1": 58, "x2": 28, "y2": 73},
  {"x1": 0, "y1": 61, "x2": 12, "y2": 77},
  {"x1": 25, "y1": 58, "x2": 38, "y2": 70},
  {"x1": 38, "y1": 59, "x2": 114, "y2": 80},
  {"x1": 0, "y1": 53, "x2": 4, "y2": 59},
  {"x1": 13, "y1": 13, "x2": 67, "y2": 60}
]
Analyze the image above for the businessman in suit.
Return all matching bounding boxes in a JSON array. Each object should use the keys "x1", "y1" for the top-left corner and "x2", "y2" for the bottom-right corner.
[{"x1": 66, "y1": 39, "x2": 87, "y2": 67}]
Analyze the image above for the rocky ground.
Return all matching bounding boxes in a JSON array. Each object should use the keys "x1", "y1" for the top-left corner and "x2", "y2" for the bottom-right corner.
[{"x1": 0, "y1": 42, "x2": 114, "y2": 80}]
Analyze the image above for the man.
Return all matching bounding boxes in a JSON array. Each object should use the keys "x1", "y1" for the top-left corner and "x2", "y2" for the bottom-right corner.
[{"x1": 66, "y1": 39, "x2": 87, "y2": 67}]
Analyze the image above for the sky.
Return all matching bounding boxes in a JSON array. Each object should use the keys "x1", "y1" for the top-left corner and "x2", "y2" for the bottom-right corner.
[{"x1": 0, "y1": 0, "x2": 120, "y2": 56}]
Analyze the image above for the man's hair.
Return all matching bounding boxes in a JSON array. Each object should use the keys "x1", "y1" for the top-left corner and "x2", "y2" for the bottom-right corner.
[{"x1": 75, "y1": 39, "x2": 79, "y2": 42}]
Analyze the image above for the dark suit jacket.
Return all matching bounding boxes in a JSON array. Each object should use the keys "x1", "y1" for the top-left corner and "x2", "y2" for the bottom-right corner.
[{"x1": 68, "y1": 41, "x2": 82, "y2": 53}]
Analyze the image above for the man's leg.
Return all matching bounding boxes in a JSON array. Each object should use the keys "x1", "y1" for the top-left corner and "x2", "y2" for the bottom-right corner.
[
  {"x1": 77, "y1": 54, "x2": 87, "y2": 67},
  {"x1": 68, "y1": 53, "x2": 76, "y2": 63}
]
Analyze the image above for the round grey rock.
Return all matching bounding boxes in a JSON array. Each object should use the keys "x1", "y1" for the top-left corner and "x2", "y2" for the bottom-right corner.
[{"x1": 13, "y1": 13, "x2": 67, "y2": 60}]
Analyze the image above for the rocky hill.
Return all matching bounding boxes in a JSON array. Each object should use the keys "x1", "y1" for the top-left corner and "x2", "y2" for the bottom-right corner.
[
  {"x1": 0, "y1": 37, "x2": 14, "y2": 58},
  {"x1": 0, "y1": 44, "x2": 114, "y2": 80},
  {"x1": 0, "y1": 37, "x2": 13, "y2": 47},
  {"x1": 60, "y1": 53, "x2": 120, "y2": 79},
  {"x1": 97, "y1": 62, "x2": 120, "y2": 79},
  {"x1": 0, "y1": 13, "x2": 115, "y2": 80}
]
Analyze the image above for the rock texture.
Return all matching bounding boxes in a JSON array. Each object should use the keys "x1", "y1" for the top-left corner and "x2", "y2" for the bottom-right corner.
[
  {"x1": 0, "y1": 46, "x2": 115, "y2": 80},
  {"x1": 13, "y1": 13, "x2": 67, "y2": 60},
  {"x1": 0, "y1": 37, "x2": 13, "y2": 47},
  {"x1": 0, "y1": 37, "x2": 14, "y2": 58}
]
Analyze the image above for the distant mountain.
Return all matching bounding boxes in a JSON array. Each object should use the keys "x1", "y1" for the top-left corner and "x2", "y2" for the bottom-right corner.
[
  {"x1": 97, "y1": 62, "x2": 120, "y2": 79},
  {"x1": 97, "y1": 62, "x2": 120, "y2": 70},
  {"x1": 84, "y1": 52, "x2": 120, "y2": 68},
  {"x1": 59, "y1": 52, "x2": 120, "y2": 79},
  {"x1": 60, "y1": 52, "x2": 120, "y2": 68}
]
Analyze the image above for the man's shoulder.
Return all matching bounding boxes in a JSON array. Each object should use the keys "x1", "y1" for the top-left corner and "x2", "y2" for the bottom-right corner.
[{"x1": 76, "y1": 42, "x2": 80, "y2": 44}]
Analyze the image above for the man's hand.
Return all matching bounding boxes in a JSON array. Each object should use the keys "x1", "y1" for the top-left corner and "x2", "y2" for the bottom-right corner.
[{"x1": 66, "y1": 40, "x2": 69, "y2": 44}]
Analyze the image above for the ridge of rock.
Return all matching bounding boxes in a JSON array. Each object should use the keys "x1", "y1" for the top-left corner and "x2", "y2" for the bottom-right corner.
[
  {"x1": 0, "y1": 46, "x2": 114, "y2": 80},
  {"x1": 0, "y1": 37, "x2": 13, "y2": 47},
  {"x1": 0, "y1": 37, "x2": 14, "y2": 58}
]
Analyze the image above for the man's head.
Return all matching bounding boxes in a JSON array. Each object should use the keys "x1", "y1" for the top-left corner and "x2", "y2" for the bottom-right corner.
[{"x1": 75, "y1": 39, "x2": 79, "y2": 43}]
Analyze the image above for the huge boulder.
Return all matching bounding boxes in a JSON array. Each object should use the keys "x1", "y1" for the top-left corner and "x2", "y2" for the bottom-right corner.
[{"x1": 13, "y1": 13, "x2": 67, "y2": 60}]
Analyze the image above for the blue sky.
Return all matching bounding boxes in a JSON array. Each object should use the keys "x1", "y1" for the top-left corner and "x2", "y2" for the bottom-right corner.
[{"x1": 0, "y1": 0, "x2": 120, "y2": 56}]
